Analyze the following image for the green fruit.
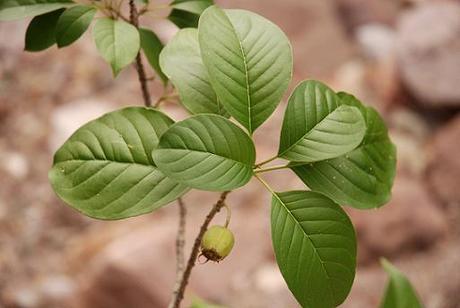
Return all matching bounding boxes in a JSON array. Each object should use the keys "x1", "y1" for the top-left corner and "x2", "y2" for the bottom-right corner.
[{"x1": 200, "y1": 225, "x2": 235, "y2": 262}]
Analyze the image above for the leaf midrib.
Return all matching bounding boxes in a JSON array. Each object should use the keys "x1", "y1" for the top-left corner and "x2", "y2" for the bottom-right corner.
[
  {"x1": 58, "y1": 6, "x2": 94, "y2": 41},
  {"x1": 111, "y1": 20, "x2": 119, "y2": 69},
  {"x1": 292, "y1": 131, "x2": 389, "y2": 165},
  {"x1": 224, "y1": 10, "x2": 253, "y2": 133},
  {"x1": 279, "y1": 105, "x2": 348, "y2": 158},
  {"x1": 273, "y1": 192, "x2": 337, "y2": 303},
  {"x1": 157, "y1": 148, "x2": 253, "y2": 168}
]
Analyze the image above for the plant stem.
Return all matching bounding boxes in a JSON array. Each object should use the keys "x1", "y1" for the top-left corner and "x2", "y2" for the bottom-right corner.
[
  {"x1": 255, "y1": 155, "x2": 278, "y2": 168},
  {"x1": 223, "y1": 203, "x2": 231, "y2": 227},
  {"x1": 168, "y1": 197, "x2": 187, "y2": 308},
  {"x1": 169, "y1": 191, "x2": 230, "y2": 308},
  {"x1": 177, "y1": 198, "x2": 186, "y2": 271},
  {"x1": 127, "y1": 3, "x2": 228, "y2": 306},
  {"x1": 254, "y1": 164, "x2": 290, "y2": 174},
  {"x1": 129, "y1": 0, "x2": 152, "y2": 107},
  {"x1": 126, "y1": 2, "x2": 189, "y2": 304},
  {"x1": 154, "y1": 91, "x2": 179, "y2": 108}
]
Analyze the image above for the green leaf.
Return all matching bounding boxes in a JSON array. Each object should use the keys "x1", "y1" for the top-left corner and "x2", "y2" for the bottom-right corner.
[
  {"x1": 380, "y1": 259, "x2": 422, "y2": 308},
  {"x1": 25, "y1": 9, "x2": 64, "y2": 52},
  {"x1": 93, "y1": 18, "x2": 140, "y2": 76},
  {"x1": 170, "y1": 0, "x2": 213, "y2": 14},
  {"x1": 55, "y1": 5, "x2": 96, "y2": 48},
  {"x1": 160, "y1": 28, "x2": 227, "y2": 116},
  {"x1": 278, "y1": 80, "x2": 366, "y2": 162},
  {"x1": 291, "y1": 92, "x2": 396, "y2": 209},
  {"x1": 48, "y1": 107, "x2": 189, "y2": 220},
  {"x1": 271, "y1": 191, "x2": 356, "y2": 308},
  {"x1": 0, "y1": 0, "x2": 73, "y2": 21},
  {"x1": 168, "y1": 9, "x2": 199, "y2": 28},
  {"x1": 152, "y1": 114, "x2": 255, "y2": 191},
  {"x1": 168, "y1": 0, "x2": 213, "y2": 28},
  {"x1": 198, "y1": 6, "x2": 293, "y2": 134},
  {"x1": 139, "y1": 28, "x2": 168, "y2": 85}
]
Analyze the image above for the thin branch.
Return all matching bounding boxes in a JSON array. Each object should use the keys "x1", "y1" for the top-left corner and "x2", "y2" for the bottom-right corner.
[
  {"x1": 107, "y1": 6, "x2": 130, "y2": 22},
  {"x1": 128, "y1": 3, "x2": 228, "y2": 306},
  {"x1": 126, "y1": 1, "x2": 207, "y2": 306},
  {"x1": 176, "y1": 197, "x2": 187, "y2": 273},
  {"x1": 168, "y1": 197, "x2": 187, "y2": 308},
  {"x1": 223, "y1": 203, "x2": 231, "y2": 228},
  {"x1": 254, "y1": 155, "x2": 278, "y2": 168},
  {"x1": 169, "y1": 191, "x2": 230, "y2": 308},
  {"x1": 129, "y1": 0, "x2": 152, "y2": 107},
  {"x1": 154, "y1": 92, "x2": 179, "y2": 108},
  {"x1": 254, "y1": 164, "x2": 290, "y2": 174},
  {"x1": 93, "y1": 0, "x2": 130, "y2": 22}
]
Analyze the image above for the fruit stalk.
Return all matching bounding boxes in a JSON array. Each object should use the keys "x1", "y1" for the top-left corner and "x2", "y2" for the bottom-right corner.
[{"x1": 169, "y1": 191, "x2": 230, "y2": 308}]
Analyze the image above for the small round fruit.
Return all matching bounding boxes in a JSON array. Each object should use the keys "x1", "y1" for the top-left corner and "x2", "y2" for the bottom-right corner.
[{"x1": 200, "y1": 225, "x2": 235, "y2": 262}]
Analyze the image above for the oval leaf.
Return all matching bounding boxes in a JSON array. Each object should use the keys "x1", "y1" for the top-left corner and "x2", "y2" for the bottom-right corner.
[
  {"x1": 380, "y1": 259, "x2": 422, "y2": 308},
  {"x1": 291, "y1": 92, "x2": 396, "y2": 209},
  {"x1": 278, "y1": 80, "x2": 366, "y2": 163},
  {"x1": 25, "y1": 9, "x2": 64, "y2": 52},
  {"x1": 93, "y1": 18, "x2": 140, "y2": 76},
  {"x1": 160, "y1": 28, "x2": 227, "y2": 116},
  {"x1": 56, "y1": 5, "x2": 96, "y2": 48},
  {"x1": 152, "y1": 114, "x2": 255, "y2": 191},
  {"x1": 49, "y1": 107, "x2": 189, "y2": 220},
  {"x1": 0, "y1": 0, "x2": 73, "y2": 21},
  {"x1": 198, "y1": 6, "x2": 293, "y2": 134},
  {"x1": 271, "y1": 191, "x2": 357, "y2": 308},
  {"x1": 139, "y1": 28, "x2": 168, "y2": 84},
  {"x1": 271, "y1": 191, "x2": 356, "y2": 308}
]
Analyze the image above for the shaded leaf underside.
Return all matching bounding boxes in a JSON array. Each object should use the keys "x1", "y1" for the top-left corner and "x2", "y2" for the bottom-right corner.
[
  {"x1": 160, "y1": 28, "x2": 227, "y2": 115},
  {"x1": 291, "y1": 92, "x2": 396, "y2": 209}
]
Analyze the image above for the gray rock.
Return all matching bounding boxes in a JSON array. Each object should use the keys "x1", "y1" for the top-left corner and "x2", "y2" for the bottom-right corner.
[
  {"x1": 0, "y1": 151, "x2": 29, "y2": 179},
  {"x1": 427, "y1": 115, "x2": 460, "y2": 205},
  {"x1": 356, "y1": 23, "x2": 396, "y2": 61},
  {"x1": 397, "y1": 2, "x2": 460, "y2": 106}
]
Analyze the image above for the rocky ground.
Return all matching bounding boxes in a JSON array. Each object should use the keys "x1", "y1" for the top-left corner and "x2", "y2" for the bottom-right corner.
[{"x1": 1, "y1": 0, "x2": 460, "y2": 307}]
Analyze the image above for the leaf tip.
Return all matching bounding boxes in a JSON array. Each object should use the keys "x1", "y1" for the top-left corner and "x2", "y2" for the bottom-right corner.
[
  {"x1": 111, "y1": 65, "x2": 121, "y2": 77},
  {"x1": 380, "y1": 257, "x2": 390, "y2": 269}
]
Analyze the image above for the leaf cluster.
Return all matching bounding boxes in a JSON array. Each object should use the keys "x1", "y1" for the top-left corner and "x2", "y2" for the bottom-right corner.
[
  {"x1": 1, "y1": 3, "x2": 414, "y2": 308},
  {"x1": 0, "y1": 0, "x2": 213, "y2": 76}
]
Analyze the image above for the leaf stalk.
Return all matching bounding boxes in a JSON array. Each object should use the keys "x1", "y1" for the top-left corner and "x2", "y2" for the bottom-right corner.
[{"x1": 254, "y1": 164, "x2": 289, "y2": 174}]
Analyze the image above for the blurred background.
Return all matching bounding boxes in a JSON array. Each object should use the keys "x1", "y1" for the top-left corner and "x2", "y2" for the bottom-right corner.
[{"x1": 1, "y1": 0, "x2": 460, "y2": 307}]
